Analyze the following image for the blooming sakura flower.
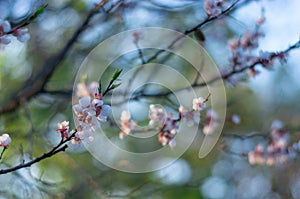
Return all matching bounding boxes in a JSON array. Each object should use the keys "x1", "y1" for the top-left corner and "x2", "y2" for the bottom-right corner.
[
  {"x1": 0, "y1": 35, "x2": 11, "y2": 45},
  {"x1": 203, "y1": 0, "x2": 225, "y2": 17},
  {"x1": 0, "y1": 20, "x2": 12, "y2": 45},
  {"x1": 149, "y1": 104, "x2": 166, "y2": 127},
  {"x1": 158, "y1": 129, "x2": 177, "y2": 147},
  {"x1": 0, "y1": 20, "x2": 11, "y2": 35},
  {"x1": 73, "y1": 96, "x2": 111, "y2": 124},
  {"x1": 192, "y1": 97, "x2": 206, "y2": 111},
  {"x1": 119, "y1": 111, "x2": 137, "y2": 139},
  {"x1": 56, "y1": 121, "x2": 70, "y2": 138},
  {"x1": 179, "y1": 106, "x2": 200, "y2": 126},
  {"x1": 73, "y1": 85, "x2": 111, "y2": 144},
  {"x1": 0, "y1": 134, "x2": 11, "y2": 148},
  {"x1": 12, "y1": 28, "x2": 30, "y2": 43},
  {"x1": 157, "y1": 115, "x2": 179, "y2": 147},
  {"x1": 97, "y1": 104, "x2": 111, "y2": 122},
  {"x1": 70, "y1": 128, "x2": 94, "y2": 144}
]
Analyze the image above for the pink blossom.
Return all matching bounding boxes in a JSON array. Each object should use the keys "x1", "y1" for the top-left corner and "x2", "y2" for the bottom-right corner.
[
  {"x1": 119, "y1": 111, "x2": 137, "y2": 139},
  {"x1": 203, "y1": 109, "x2": 219, "y2": 135},
  {"x1": 192, "y1": 97, "x2": 206, "y2": 111},
  {"x1": 179, "y1": 106, "x2": 200, "y2": 126},
  {"x1": 203, "y1": 0, "x2": 225, "y2": 17},
  {"x1": 149, "y1": 104, "x2": 166, "y2": 127},
  {"x1": 56, "y1": 121, "x2": 70, "y2": 138}
]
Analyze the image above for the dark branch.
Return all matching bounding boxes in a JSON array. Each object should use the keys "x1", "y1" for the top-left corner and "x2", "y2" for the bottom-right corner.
[
  {"x1": 0, "y1": 0, "x2": 114, "y2": 115},
  {"x1": 0, "y1": 131, "x2": 76, "y2": 175}
]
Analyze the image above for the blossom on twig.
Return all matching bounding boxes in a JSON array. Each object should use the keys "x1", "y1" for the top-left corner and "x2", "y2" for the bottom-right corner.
[
  {"x1": 248, "y1": 120, "x2": 299, "y2": 166},
  {"x1": 0, "y1": 134, "x2": 11, "y2": 149},
  {"x1": 119, "y1": 111, "x2": 137, "y2": 139}
]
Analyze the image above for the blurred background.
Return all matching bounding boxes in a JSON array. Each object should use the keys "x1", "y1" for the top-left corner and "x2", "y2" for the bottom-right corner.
[{"x1": 0, "y1": 0, "x2": 300, "y2": 198}]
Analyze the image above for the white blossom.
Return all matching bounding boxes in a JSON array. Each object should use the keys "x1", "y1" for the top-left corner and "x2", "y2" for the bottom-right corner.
[{"x1": 0, "y1": 134, "x2": 11, "y2": 148}]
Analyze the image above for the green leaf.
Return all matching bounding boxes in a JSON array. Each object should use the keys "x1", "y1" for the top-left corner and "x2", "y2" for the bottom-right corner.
[
  {"x1": 98, "y1": 80, "x2": 102, "y2": 94},
  {"x1": 30, "y1": 4, "x2": 48, "y2": 21},
  {"x1": 110, "y1": 83, "x2": 121, "y2": 89},
  {"x1": 112, "y1": 69, "x2": 123, "y2": 80}
]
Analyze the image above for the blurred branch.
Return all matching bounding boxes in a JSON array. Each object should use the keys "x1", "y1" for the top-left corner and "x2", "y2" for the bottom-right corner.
[
  {"x1": 0, "y1": 131, "x2": 76, "y2": 175},
  {"x1": 145, "y1": 0, "x2": 242, "y2": 63},
  {"x1": 222, "y1": 132, "x2": 269, "y2": 140},
  {"x1": 206, "y1": 39, "x2": 300, "y2": 85},
  {"x1": 21, "y1": 99, "x2": 35, "y2": 158},
  {"x1": 116, "y1": 38, "x2": 300, "y2": 103},
  {"x1": 0, "y1": 0, "x2": 117, "y2": 115},
  {"x1": 114, "y1": 0, "x2": 246, "y2": 99}
]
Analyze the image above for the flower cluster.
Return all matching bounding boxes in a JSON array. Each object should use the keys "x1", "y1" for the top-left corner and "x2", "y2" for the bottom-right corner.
[
  {"x1": 203, "y1": 0, "x2": 228, "y2": 17},
  {"x1": 116, "y1": 95, "x2": 212, "y2": 147},
  {"x1": 73, "y1": 87, "x2": 111, "y2": 142},
  {"x1": 179, "y1": 106, "x2": 200, "y2": 127},
  {"x1": 227, "y1": 15, "x2": 289, "y2": 79},
  {"x1": 0, "y1": 134, "x2": 11, "y2": 149},
  {"x1": 56, "y1": 121, "x2": 82, "y2": 144},
  {"x1": 228, "y1": 29, "x2": 265, "y2": 77},
  {"x1": 0, "y1": 19, "x2": 30, "y2": 45},
  {"x1": 248, "y1": 121, "x2": 300, "y2": 166},
  {"x1": 119, "y1": 111, "x2": 137, "y2": 139}
]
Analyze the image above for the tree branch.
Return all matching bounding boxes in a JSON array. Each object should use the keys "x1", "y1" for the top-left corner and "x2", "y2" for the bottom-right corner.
[
  {"x1": 0, "y1": 131, "x2": 76, "y2": 175},
  {"x1": 0, "y1": 0, "x2": 115, "y2": 115}
]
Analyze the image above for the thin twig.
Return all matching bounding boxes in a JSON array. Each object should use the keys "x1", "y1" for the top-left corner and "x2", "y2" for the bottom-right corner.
[
  {"x1": 0, "y1": 148, "x2": 6, "y2": 160},
  {"x1": 0, "y1": 131, "x2": 76, "y2": 175}
]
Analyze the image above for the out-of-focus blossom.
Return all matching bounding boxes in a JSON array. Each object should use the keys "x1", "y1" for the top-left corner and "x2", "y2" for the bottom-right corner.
[
  {"x1": 133, "y1": 31, "x2": 142, "y2": 44},
  {"x1": 0, "y1": 35, "x2": 11, "y2": 44},
  {"x1": 149, "y1": 104, "x2": 166, "y2": 127},
  {"x1": 119, "y1": 111, "x2": 137, "y2": 139},
  {"x1": 248, "y1": 121, "x2": 300, "y2": 166},
  {"x1": 0, "y1": 20, "x2": 11, "y2": 34},
  {"x1": 203, "y1": 0, "x2": 227, "y2": 17},
  {"x1": 157, "y1": 114, "x2": 180, "y2": 147},
  {"x1": 12, "y1": 28, "x2": 30, "y2": 42},
  {"x1": 76, "y1": 81, "x2": 99, "y2": 98},
  {"x1": 0, "y1": 20, "x2": 12, "y2": 45},
  {"x1": 0, "y1": 134, "x2": 11, "y2": 148},
  {"x1": 203, "y1": 109, "x2": 219, "y2": 135},
  {"x1": 231, "y1": 114, "x2": 240, "y2": 124},
  {"x1": 179, "y1": 106, "x2": 200, "y2": 126},
  {"x1": 192, "y1": 97, "x2": 206, "y2": 111},
  {"x1": 271, "y1": 120, "x2": 284, "y2": 130}
]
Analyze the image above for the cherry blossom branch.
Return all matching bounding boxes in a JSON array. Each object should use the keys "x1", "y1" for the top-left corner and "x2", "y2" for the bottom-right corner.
[
  {"x1": 145, "y1": 0, "x2": 242, "y2": 63},
  {"x1": 0, "y1": 0, "x2": 116, "y2": 115},
  {"x1": 121, "y1": 38, "x2": 300, "y2": 103},
  {"x1": 205, "y1": 39, "x2": 300, "y2": 85},
  {"x1": 0, "y1": 131, "x2": 76, "y2": 175}
]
